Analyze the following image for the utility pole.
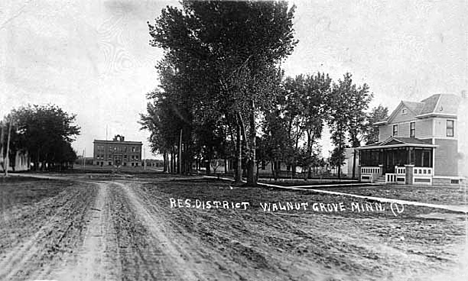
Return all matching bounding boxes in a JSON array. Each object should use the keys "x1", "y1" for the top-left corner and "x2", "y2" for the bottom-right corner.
[
  {"x1": 83, "y1": 149, "x2": 86, "y2": 168},
  {"x1": 4, "y1": 122, "x2": 11, "y2": 177}
]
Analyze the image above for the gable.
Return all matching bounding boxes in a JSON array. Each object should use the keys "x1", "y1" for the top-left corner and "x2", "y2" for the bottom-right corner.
[{"x1": 386, "y1": 101, "x2": 420, "y2": 124}]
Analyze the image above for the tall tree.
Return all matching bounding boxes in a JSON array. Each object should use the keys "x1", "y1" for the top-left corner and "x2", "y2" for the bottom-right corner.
[
  {"x1": 347, "y1": 81, "x2": 373, "y2": 179},
  {"x1": 301, "y1": 73, "x2": 331, "y2": 177},
  {"x1": 147, "y1": 0, "x2": 297, "y2": 185},
  {"x1": 326, "y1": 73, "x2": 372, "y2": 179},
  {"x1": 7, "y1": 104, "x2": 80, "y2": 171},
  {"x1": 365, "y1": 105, "x2": 389, "y2": 144}
]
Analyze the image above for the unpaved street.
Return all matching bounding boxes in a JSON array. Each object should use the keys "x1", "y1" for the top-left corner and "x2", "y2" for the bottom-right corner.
[{"x1": 1, "y1": 176, "x2": 467, "y2": 280}]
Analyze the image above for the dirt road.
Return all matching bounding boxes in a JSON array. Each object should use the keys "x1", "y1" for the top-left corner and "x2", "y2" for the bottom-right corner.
[{"x1": 1, "y1": 176, "x2": 467, "y2": 280}]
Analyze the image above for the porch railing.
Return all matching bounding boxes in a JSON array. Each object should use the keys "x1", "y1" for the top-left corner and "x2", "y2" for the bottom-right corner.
[
  {"x1": 386, "y1": 173, "x2": 397, "y2": 183},
  {"x1": 360, "y1": 166, "x2": 382, "y2": 182},
  {"x1": 361, "y1": 166, "x2": 381, "y2": 175},
  {"x1": 413, "y1": 167, "x2": 433, "y2": 185},
  {"x1": 413, "y1": 167, "x2": 433, "y2": 176},
  {"x1": 395, "y1": 166, "x2": 406, "y2": 175}
]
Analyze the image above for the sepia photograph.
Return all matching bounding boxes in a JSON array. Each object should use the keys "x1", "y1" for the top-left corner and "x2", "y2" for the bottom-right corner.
[{"x1": 1, "y1": 0, "x2": 467, "y2": 280}]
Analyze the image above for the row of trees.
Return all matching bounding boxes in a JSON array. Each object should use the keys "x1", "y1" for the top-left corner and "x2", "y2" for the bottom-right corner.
[
  {"x1": 140, "y1": 1, "x2": 388, "y2": 185},
  {"x1": 1, "y1": 104, "x2": 80, "y2": 172}
]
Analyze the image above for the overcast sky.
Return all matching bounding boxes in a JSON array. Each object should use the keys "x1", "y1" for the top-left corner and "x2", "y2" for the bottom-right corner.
[{"x1": 1, "y1": 0, "x2": 467, "y2": 160}]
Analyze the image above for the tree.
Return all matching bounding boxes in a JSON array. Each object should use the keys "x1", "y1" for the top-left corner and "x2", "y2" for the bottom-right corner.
[
  {"x1": 301, "y1": 73, "x2": 331, "y2": 178},
  {"x1": 365, "y1": 105, "x2": 389, "y2": 144},
  {"x1": 147, "y1": 0, "x2": 297, "y2": 185},
  {"x1": 0, "y1": 118, "x2": 22, "y2": 173},
  {"x1": 347, "y1": 81, "x2": 373, "y2": 179},
  {"x1": 6, "y1": 104, "x2": 80, "y2": 171},
  {"x1": 326, "y1": 73, "x2": 373, "y2": 179},
  {"x1": 260, "y1": 101, "x2": 291, "y2": 180}
]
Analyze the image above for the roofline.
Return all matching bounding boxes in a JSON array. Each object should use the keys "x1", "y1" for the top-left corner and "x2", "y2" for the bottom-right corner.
[
  {"x1": 416, "y1": 113, "x2": 458, "y2": 119},
  {"x1": 357, "y1": 143, "x2": 438, "y2": 150},
  {"x1": 93, "y1": 139, "x2": 143, "y2": 144},
  {"x1": 374, "y1": 121, "x2": 387, "y2": 126},
  {"x1": 401, "y1": 101, "x2": 420, "y2": 116},
  {"x1": 385, "y1": 101, "x2": 405, "y2": 124}
]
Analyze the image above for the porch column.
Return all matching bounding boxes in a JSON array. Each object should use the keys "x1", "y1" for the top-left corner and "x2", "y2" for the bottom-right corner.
[
  {"x1": 407, "y1": 147, "x2": 411, "y2": 164},
  {"x1": 405, "y1": 164, "x2": 414, "y2": 185}
]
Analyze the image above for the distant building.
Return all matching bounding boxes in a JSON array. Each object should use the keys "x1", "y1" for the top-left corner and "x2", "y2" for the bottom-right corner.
[
  {"x1": 342, "y1": 148, "x2": 360, "y2": 178},
  {"x1": 93, "y1": 135, "x2": 142, "y2": 167},
  {"x1": 0, "y1": 150, "x2": 30, "y2": 171},
  {"x1": 358, "y1": 94, "x2": 462, "y2": 185}
]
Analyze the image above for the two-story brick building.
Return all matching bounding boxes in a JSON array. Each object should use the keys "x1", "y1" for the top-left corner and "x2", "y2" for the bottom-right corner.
[
  {"x1": 93, "y1": 135, "x2": 142, "y2": 167},
  {"x1": 358, "y1": 94, "x2": 462, "y2": 186}
]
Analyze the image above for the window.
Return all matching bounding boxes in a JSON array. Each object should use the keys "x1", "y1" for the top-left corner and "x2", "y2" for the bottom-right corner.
[
  {"x1": 446, "y1": 120, "x2": 454, "y2": 137},
  {"x1": 402, "y1": 108, "x2": 407, "y2": 115},
  {"x1": 392, "y1": 124, "x2": 398, "y2": 136},
  {"x1": 410, "y1": 122, "x2": 415, "y2": 138}
]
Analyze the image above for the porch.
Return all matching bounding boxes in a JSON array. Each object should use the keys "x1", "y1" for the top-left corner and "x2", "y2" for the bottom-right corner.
[{"x1": 357, "y1": 137, "x2": 437, "y2": 185}]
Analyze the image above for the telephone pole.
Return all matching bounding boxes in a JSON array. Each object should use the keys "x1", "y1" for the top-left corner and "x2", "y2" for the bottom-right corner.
[{"x1": 4, "y1": 122, "x2": 11, "y2": 177}]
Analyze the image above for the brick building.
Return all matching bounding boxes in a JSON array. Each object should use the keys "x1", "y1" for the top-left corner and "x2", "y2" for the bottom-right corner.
[{"x1": 93, "y1": 135, "x2": 142, "y2": 167}]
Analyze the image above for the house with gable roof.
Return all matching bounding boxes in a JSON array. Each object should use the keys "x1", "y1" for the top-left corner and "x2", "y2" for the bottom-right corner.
[{"x1": 357, "y1": 94, "x2": 462, "y2": 186}]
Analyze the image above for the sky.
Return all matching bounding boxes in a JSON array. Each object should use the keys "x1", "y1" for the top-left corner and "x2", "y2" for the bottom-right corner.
[{"x1": 1, "y1": 0, "x2": 467, "y2": 160}]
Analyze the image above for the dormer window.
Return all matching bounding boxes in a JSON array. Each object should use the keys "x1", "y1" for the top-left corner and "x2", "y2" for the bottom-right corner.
[
  {"x1": 402, "y1": 108, "x2": 407, "y2": 115},
  {"x1": 393, "y1": 124, "x2": 398, "y2": 136}
]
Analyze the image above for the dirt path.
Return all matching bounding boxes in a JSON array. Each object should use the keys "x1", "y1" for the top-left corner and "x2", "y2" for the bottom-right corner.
[
  {"x1": 2, "y1": 176, "x2": 467, "y2": 280},
  {"x1": 111, "y1": 181, "x2": 242, "y2": 280},
  {"x1": 53, "y1": 182, "x2": 121, "y2": 281},
  {"x1": 0, "y1": 180, "x2": 99, "y2": 280}
]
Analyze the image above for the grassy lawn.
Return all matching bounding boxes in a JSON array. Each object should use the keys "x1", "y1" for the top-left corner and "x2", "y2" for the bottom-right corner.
[
  {"x1": 136, "y1": 178, "x2": 467, "y2": 280},
  {"x1": 319, "y1": 184, "x2": 468, "y2": 206}
]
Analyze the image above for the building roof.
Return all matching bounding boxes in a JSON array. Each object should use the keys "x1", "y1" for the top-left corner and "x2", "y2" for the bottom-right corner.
[
  {"x1": 358, "y1": 136, "x2": 436, "y2": 150},
  {"x1": 377, "y1": 94, "x2": 461, "y2": 124},
  {"x1": 93, "y1": 139, "x2": 142, "y2": 145}
]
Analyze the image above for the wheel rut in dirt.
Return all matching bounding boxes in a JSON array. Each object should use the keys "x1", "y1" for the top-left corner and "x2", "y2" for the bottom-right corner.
[{"x1": 54, "y1": 181, "x2": 121, "y2": 281}]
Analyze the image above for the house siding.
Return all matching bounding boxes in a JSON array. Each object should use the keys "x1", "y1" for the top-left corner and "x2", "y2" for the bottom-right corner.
[
  {"x1": 414, "y1": 119, "x2": 433, "y2": 139},
  {"x1": 434, "y1": 139, "x2": 458, "y2": 176},
  {"x1": 433, "y1": 118, "x2": 457, "y2": 138},
  {"x1": 378, "y1": 125, "x2": 392, "y2": 141}
]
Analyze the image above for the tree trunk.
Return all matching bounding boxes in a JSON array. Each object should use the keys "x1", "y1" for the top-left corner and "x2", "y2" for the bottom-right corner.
[
  {"x1": 163, "y1": 151, "x2": 168, "y2": 173},
  {"x1": 337, "y1": 143, "x2": 342, "y2": 179},
  {"x1": 234, "y1": 123, "x2": 242, "y2": 184},
  {"x1": 178, "y1": 129, "x2": 182, "y2": 174},
  {"x1": 4, "y1": 122, "x2": 11, "y2": 176},
  {"x1": 204, "y1": 158, "x2": 210, "y2": 175},
  {"x1": 352, "y1": 149, "x2": 357, "y2": 179},
  {"x1": 247, "y1": 101, "x2": 256, "y2": 185},
  {"x1": 271, "y1": 160, "x2": 276, "y2": 181},
  {"x1": 170, "y1": 150, "x2": 174, "y2": 173}
]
